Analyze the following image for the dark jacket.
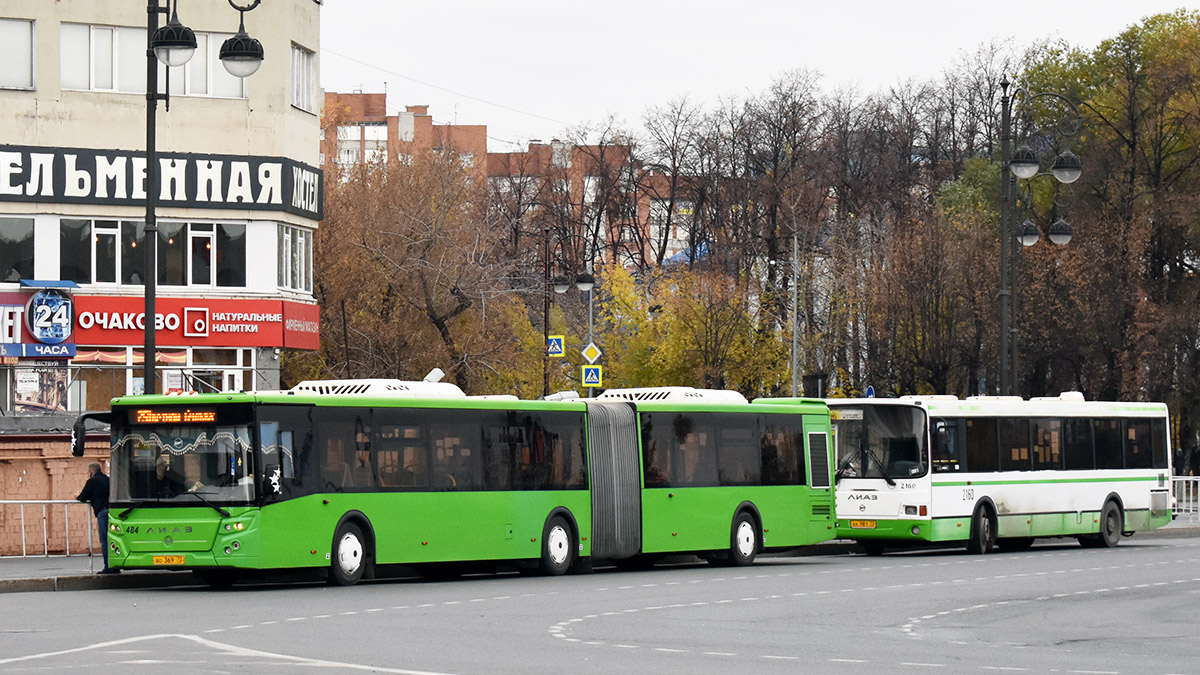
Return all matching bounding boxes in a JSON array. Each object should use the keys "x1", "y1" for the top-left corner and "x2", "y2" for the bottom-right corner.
[{"x1": 77, "y1": 472, "x2": 110, "y2": 515}]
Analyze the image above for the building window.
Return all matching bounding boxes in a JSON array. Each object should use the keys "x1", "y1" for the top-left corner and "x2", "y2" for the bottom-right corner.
[
  {"x1": 60, "y1": 23, "x2": 244, "y2": 98},
  {"x1": 336, "y1": 124, "x2": 361, "y2": 166},
  {"x1": 278, "y1": 224, "x2": 312, "y2": 292},
  {"x1": 364, "y1": 124, "x2": 388, "y2": 162},
  {"x1": 0, "y1": 19, "x2": 34, "y2": 89},
  {"x1": 291, "y1": 44, "x2": 316, "y2": 112},
  {"x1": 0, "y1": 217, "x2": 35, "y2": 282},
  {"x1": 58, "y1": 219, "x2": 244, "y2": 288}
]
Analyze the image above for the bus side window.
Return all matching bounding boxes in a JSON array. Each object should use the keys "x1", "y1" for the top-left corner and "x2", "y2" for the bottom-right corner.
[{"x1": 931, "y1": 418, "x2": 960, "y2": 472}]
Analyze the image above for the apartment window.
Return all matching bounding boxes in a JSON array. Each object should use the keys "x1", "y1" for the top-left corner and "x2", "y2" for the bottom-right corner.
[
  {"x1": 278, "y1": 225, "x2": 313, "y2": 292},
  {"x1": 364, "y1": 124, "x2": 388, "y2": 162},
  {"x1": 0, "y1": 218, "x2": 35, "y2": 283},
  {"x1": 336, "y1": 125, "x2": 361, "y2": 166},
  {"x1": 0, "y1": 19, "x2": 34, "y2": 89},
  {"x1": 291, "y1": 44, "x2": 316, "y2": 112},
  {"x1": 60, "y1": 23, "x2": 244, "y2": 98}
]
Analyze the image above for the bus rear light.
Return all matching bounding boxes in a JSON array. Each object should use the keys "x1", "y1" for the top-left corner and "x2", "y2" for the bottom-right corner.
[
  {"x1": 919, "y1": 506, "x2": 927, "y2": 516},
  {"x1": 911, "y1": 526, "x2": 921, "y2": 536},
  {"x1": 904, "y1": 505, "x2": 918, "y2": 516}
]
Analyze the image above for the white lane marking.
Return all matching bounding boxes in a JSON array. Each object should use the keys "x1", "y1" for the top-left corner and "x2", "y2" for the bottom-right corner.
[{"x1": 0, "y1": 633, "x2": 467, "y2": 674}]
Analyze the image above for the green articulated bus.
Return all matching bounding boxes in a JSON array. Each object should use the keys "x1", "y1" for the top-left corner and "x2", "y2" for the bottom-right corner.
[{"x1": 72, "y1": 380, "x2": 835, "y2": 586}]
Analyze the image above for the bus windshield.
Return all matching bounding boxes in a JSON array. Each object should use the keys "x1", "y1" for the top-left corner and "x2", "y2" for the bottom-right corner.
[
  {"x1": 111, "y1": 423, "x2": 255, "y2": 505},
  {"x1": 832, "y1": 405, "x2": 927, "y2": 480}
]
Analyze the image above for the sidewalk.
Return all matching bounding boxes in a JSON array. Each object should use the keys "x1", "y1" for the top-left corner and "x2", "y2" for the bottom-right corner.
[{"x1": 2, "y1": 519, "x2": 1197, "y2": 594}]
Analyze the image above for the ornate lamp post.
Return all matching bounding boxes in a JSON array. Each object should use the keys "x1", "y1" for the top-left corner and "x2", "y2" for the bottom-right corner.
[
  {"x1": 143, "y1": 0, "x2": 264, "y2": 394},
  {"x1": 998, "y1": 77, "x2": 1083, "y2": 397}
]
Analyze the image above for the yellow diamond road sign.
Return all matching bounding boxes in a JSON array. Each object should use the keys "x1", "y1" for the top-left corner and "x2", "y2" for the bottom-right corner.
[{"x1": 581, "y1": 342, "x2": 601, "y2": 364}]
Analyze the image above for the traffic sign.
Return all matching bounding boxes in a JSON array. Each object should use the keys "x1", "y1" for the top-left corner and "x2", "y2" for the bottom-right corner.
[
  {"x1": 547, "y1": 335, "x2": 565, "y2": 358},
  {"x1": 581, "y1": 342, "x2": 602, "y2": 364},
  {"x1": 582, "y1": 365, "x2": 603, "y2": 388}
]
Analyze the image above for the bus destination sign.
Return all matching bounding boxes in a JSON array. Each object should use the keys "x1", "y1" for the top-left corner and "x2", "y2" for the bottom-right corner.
[{"x1": 133, "y1": 408, "x2": 217, "y2": 425}]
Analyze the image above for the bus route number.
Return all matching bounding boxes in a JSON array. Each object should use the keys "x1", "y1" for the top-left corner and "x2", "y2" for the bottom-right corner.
[
  {"x1": 124, "y1": 526, "x2": 140, "y2": 534},
  {"x1": 962, "y1": 488, "x2": 975, "y2": 501}
]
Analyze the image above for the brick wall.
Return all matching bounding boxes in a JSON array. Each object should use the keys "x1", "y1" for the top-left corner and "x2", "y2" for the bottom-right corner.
[{"x1": 0, "y1": 433, "x2": 110, "y2": 556}]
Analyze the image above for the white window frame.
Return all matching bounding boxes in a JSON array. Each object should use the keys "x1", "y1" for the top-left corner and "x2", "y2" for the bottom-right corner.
[
  {"x1": 0, "y1": 18, "x2": 35, "y2": 90},
  {"x1": 60, "y1": 23, "x2": 245, "y2": 98},
  {"x1": 291, "y1": 43, "x2": 316, "y2": 113}
]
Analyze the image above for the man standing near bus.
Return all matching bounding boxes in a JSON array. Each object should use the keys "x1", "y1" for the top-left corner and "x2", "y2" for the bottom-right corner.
[{"x1": 77, "y1": 462, "x2": 118, "y2": 574}]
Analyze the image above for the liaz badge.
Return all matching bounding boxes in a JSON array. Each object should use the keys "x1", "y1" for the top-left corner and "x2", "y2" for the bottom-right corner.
[{"x1": 25, "y1": 290, "x2": 73, "y2": 344}]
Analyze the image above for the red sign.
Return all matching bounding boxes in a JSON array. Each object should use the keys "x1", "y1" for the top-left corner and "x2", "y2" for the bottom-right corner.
[
  {"x1": 73, "y1": 296, "x2": 319, "y2": 350},
  {"x1": 282, "y1": 300, "x2": 321, "y2": 350}
]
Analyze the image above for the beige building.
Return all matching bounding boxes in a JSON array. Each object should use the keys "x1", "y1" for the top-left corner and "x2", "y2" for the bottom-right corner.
[{"x1": 0, "y1": 0, "x2": 323, "y2": 555}]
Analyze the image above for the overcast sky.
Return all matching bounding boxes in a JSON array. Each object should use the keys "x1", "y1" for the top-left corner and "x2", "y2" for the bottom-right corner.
[{"x1": 320, "y1": 1, "x2": 1196, "y2": 151}]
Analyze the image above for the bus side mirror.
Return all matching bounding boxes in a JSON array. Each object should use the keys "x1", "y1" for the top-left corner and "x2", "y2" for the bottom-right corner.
[{"x1": 71, "y1": 412, "x2": 112, "y2": 457}]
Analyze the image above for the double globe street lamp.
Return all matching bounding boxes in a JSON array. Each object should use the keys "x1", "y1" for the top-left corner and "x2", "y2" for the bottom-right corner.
[
  {"x1": 143, "y1": 0, "x2": 264, "y2": 395},
  {"x1": 998, "y1": 77, "x2": 1083, "y2": 397}
]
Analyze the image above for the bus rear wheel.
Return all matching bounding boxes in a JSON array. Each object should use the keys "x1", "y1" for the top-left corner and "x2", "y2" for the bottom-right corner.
[
  {"x1": 1096, "y1": 501, "x2": 1123, "y2": 548},
  {"x1": 328, "y1": 522, "x2": 366, "y2": 586},
  {"x1": 729, "y1": 512, "x2": 759, "y2": 566},
  {"x1": 967, "y1": 505, "x2": 996, "y2": 554},
  {"x1": 539, "y1": 515, "x2": 574, "y2": 576}
]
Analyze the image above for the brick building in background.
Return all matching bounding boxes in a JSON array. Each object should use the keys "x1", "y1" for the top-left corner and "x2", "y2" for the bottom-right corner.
[{"x1": 324, "y1": 90, "x2": 694, "y2": 270}]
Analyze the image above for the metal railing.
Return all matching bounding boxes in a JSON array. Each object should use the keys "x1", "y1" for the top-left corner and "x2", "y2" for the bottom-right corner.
[
  {"x1": 0, "y1": 499, "x2": 96, "y2": 566},
  {"x1": 1172, "y1": 477, "x2": 1200, "y2": 524}
]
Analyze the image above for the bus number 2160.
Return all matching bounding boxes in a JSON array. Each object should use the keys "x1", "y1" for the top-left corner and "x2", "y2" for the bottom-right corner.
[{"x1": 962, "y1": 488, "x2": 975, "y2": 501}]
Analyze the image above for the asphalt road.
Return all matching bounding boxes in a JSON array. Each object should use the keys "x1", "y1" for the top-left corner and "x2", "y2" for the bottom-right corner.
[{"x1": 2, "y1": 535, "x2": 1198, "y2": 675}]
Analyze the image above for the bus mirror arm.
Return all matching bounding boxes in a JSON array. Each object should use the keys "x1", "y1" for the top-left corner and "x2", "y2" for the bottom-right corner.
[{"x1": 71, "y1": 412, "x2": 112, "y2": 457}]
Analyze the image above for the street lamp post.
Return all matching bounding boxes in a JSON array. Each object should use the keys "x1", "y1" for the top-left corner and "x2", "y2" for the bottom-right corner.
[
  {"x1": 143, "y1": 0, "x2": 263, "y2": 395},
  {"x1": 997, "y1": 77, "x2": 1083, "y2": 397}
]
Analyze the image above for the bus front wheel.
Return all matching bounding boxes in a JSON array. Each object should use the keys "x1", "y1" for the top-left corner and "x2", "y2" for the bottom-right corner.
[
  {"x1": 328, "y1": 522, "x2": 366, "y2": 586},
  {"x1": 539, "y1": 515, "x2": 575, "y2": 576},
  {"x1": 967, "y1": 505, "x2": 996, "y2": 554},
  {"x1": 729, "y1": 512, "x2": 759, "y2": 566}
]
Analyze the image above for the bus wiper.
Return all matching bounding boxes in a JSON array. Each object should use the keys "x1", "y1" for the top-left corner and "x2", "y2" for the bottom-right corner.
[
  {"x1": 185, "y1": 490, "x2": 231, "y2": 518},
  {"x1": 866, "y1": 451, "x2": 896, "y2": 486}
]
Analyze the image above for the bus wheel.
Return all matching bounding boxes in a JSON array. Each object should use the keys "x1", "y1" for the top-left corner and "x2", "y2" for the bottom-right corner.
[
  {"x1": 328, "y1": 522, "x2": 366, "y2": 586},
  {"x1": 539, "y1": 515, "x2": 574, "y2": 576},
  {"x1": 729, "y1": 512, "x2": 759, "y2": 566},
  {"x1": 967, "y1": 505, "x2": 995, "y2": 554},
  {"x1": 997, "y1": 537, "x2": 1034, "y2": 552},
  {"x1": 1097, "y1": 501, "x2": 1123, "y2": 548}
]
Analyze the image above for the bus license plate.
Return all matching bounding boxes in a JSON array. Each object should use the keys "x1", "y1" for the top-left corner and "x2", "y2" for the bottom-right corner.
[
  {"x1": 849, "y1": 520, "x2": 876, "y2": 529},
  {"x1": 152, "y1": 555, "x2": 185, "y2": 565}
]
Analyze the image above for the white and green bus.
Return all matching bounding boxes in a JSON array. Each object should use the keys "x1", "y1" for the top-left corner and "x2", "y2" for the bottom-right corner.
[{"x1": 768, "y1": 393, "x2": 1172, "y2": 554}]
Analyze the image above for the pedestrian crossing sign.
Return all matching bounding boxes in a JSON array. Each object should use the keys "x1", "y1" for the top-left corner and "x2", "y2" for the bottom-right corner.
[
  {"x1": 582, "y1": 365, "x2": 603, "y2": 388},
  {"x1": 547, "y1": 335, "x2": 565, "y2": 358}
]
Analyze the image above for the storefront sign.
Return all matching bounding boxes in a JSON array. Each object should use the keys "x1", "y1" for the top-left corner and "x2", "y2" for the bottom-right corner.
[
  {"x1": 73, "y1": 296, "x2": 319, "y2": 349},
  {"x1": 0, "y1": 144, "x2": 323, "y2": 220},
  {"x1": 0, "y1": 291, "x2": 76, "y2": 358}
]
